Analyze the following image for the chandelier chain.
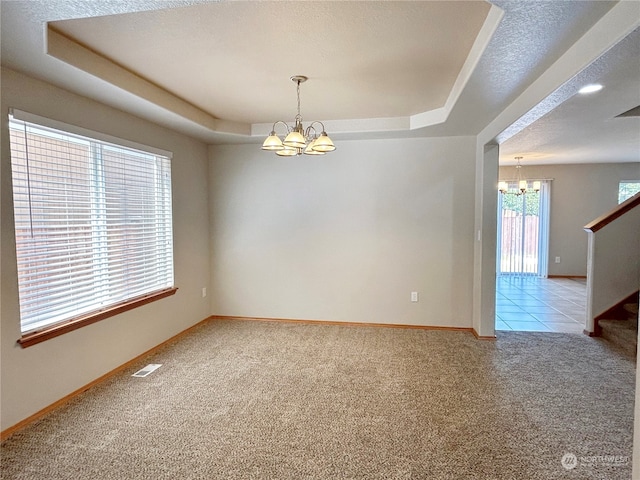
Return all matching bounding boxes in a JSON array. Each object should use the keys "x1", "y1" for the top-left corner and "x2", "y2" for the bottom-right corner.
[{"x1": 296, "y1": 80, "x2": 301, "y2": 118}]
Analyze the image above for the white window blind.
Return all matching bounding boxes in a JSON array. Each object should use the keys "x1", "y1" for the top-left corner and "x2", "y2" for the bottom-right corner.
[{"x1": 9, "y1": 112, "x2": 174, "y2": 333}]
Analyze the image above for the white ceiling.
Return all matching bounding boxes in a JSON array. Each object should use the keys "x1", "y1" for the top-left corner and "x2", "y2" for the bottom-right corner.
[
  {"x1": 499, "y1": 25, "x2": 640, "y2": 165},
  {"x1": 49, "y1": 1, "x2": 490, "y2": 124},
  {"x1": 1, "y1": 0, "x2": 639, "y2": 165}
]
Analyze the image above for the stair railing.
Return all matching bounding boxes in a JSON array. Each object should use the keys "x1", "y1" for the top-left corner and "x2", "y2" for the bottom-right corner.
[{"x1": 583, "y1": 191, "x2": 640, "y2": 334}]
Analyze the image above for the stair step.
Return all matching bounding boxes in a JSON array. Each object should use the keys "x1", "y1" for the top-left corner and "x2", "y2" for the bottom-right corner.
[
  {"x1": 623, "y1": 302, "x2": 639, "y2": 318},
  {"x1": 599, "y1": 317, "x2": 638, "y2": 357}
]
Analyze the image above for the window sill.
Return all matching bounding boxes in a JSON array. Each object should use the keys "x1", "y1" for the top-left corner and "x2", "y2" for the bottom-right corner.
[{"x1": 17, "y1": 287, "x2": 178, "y2": 348}]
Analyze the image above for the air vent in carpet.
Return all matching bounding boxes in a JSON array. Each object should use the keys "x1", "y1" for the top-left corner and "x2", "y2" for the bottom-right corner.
[
  {"x1": 615, "y1": 105, "x2": 640, "y2": 118},
  {"x1": 132, "y1": 364, "x2": 162, "y2": 377}
]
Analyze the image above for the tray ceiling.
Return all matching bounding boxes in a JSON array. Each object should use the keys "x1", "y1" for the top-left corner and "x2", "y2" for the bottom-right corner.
[{"x1": 1, "y1": 1, "x2": 638, "y2": 165}]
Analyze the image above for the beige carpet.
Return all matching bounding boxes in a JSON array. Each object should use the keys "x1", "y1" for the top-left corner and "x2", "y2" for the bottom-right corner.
[{"x1": 1, "y1": 319, "x2": 635, "y2": 479}]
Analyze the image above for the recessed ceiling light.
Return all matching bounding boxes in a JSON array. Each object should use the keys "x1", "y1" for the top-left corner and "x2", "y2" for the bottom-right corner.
[{"x1": 579, "y1": 84, "x2": 603, "y2": 94}]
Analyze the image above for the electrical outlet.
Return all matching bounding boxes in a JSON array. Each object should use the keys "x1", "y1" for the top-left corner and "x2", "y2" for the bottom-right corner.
[
  {"x1": 554, "y1": 256, "x2": 561, "y2": 264},
  {"x1": 201, "y1": 287, "x2": 207, "y2": 298},
  {"x1": 411, "y1": 291, "x2": 419, "y2": 302}
]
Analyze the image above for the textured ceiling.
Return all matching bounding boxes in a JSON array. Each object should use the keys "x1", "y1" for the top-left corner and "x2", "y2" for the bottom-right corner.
[
  {"x1": 500, "y1": 27, "x2": 640, "y2": 165},
  {"x1": 1, "y1": 0, "x2": 638, "y2": 165},
  {"x1": 49, "y1": 1, "x2": 490, "y2": 124}
]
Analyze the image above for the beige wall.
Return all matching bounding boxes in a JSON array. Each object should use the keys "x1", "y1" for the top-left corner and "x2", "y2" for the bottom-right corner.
[
  {"x1": 209, "y1": 137, "x2": 476, "y2": 327},
  {"x1": 0, "y1": 69, "x2": 211, "y2": 430},
  {"x1": 499, "y1": 162, "x2": 640, "y2": 276}
]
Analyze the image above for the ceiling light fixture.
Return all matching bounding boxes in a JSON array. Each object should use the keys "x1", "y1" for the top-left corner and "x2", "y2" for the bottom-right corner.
[
  {"x1": 498, "y1": 157, "x2": 540, "y2": 195},
  {"x1": 262, "y1": 76, "x2": 335, "y2": 156},
  {"x1": 578, "y1": 83, "x2": 603, "y2": 94}
]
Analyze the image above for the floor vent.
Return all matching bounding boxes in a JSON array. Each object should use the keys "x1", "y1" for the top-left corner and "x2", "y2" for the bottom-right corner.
[{"x1": 132, "y1": 364, "x2": 162, "y2": 378}]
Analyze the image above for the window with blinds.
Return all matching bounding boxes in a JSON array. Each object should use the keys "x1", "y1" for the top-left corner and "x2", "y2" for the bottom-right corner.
[
  {"x1": 618, "y1": 181, "x2": 640, "y2": 204},
  {"x1": 9, "y1": 111, "x2": 174, "y2": 335}
]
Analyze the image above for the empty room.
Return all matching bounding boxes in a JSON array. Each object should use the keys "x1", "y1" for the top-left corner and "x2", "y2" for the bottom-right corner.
[{"x1": 1, "y1": 1, "x2": 639, "y2": 479}]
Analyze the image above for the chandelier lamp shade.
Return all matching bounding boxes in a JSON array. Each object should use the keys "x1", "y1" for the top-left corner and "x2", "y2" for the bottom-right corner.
[
  {"x1": 498, "y1": 157, "x2": 541, "y2": 195},
  {"x1": 261, "y1": 76, "x2": 336, "y2": 156}
]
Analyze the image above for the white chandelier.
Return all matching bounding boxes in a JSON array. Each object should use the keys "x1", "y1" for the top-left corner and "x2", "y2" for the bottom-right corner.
[
  {"x1": 261, "y1": 75, "x2": 336, "y2": 156},
  {"x1": 499, "y1": 156, "x2": 541, "y2": 195}
]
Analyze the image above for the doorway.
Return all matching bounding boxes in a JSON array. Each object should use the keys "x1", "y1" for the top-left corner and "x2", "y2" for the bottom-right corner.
[
  {"x1": 495, "y1": 180, "x2": 555, "y2": 332},
  {"x1": 496, "y1": 180, "x2": 550, "y2": 277}
]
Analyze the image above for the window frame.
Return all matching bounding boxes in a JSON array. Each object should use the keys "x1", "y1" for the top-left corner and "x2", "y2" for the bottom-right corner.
[{"x1": 8, "y1": 109, "x2": 177, "y2": 348}]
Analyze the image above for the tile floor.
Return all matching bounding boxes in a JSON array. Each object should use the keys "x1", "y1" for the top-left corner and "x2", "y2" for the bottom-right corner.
[{"x1": 496, "y1": 275, "x2": 587, "y2": 334}]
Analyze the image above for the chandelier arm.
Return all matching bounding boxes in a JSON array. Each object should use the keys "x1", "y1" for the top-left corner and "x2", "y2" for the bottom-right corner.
[
  {"x1": 304, "y1": 124, "x2": 318, "y2": 139},
  {"x1": 271, "y1": 120, "x2": 292, "y2": 134},
  {"x1": 308, "y1": 121, "x2": 326, "y2": 132}
]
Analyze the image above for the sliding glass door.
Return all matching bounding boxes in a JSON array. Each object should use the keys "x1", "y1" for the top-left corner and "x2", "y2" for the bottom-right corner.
[{"x1": 496, "y1": 181, "x2": 550, "y2": 276}]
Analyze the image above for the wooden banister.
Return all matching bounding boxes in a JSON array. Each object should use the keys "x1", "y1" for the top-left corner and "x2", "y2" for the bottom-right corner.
[{"x1": 584, "y1": 191, "x2": 640, "y2": 233}]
